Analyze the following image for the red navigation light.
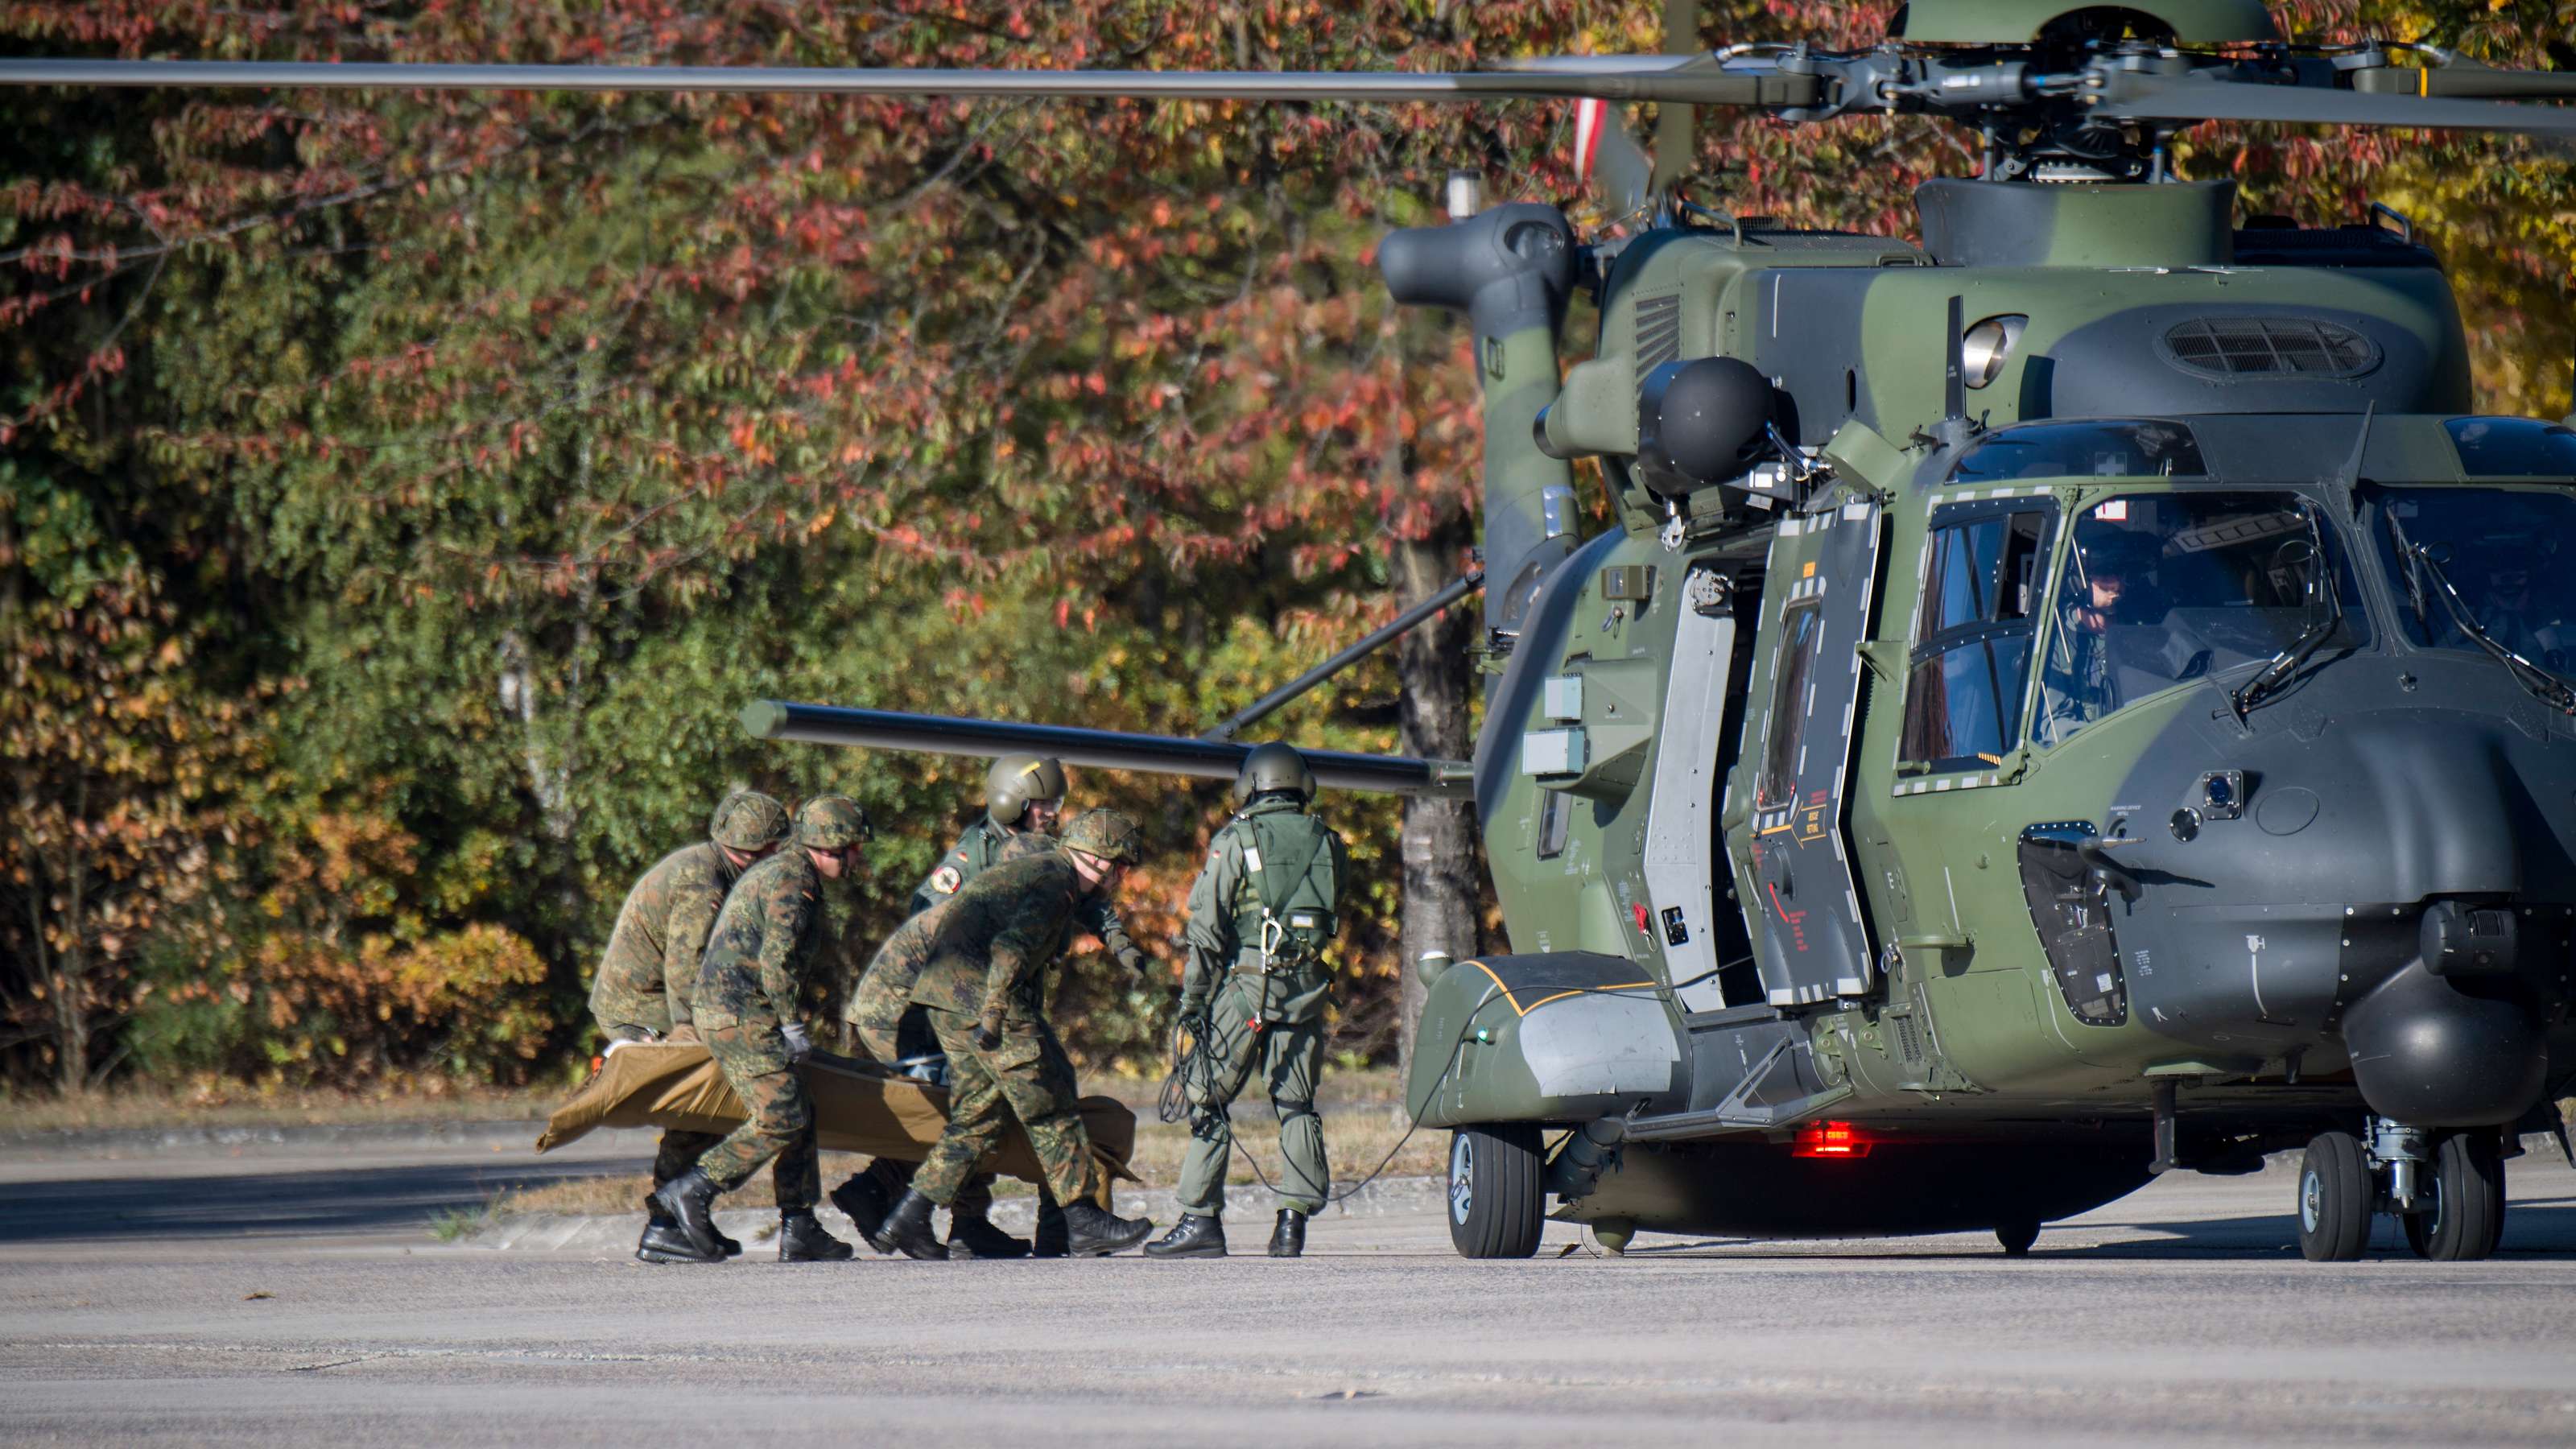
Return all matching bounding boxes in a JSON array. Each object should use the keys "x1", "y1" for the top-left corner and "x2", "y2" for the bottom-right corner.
[{"x1": 1792, "y1": 1121, "x2": 1873, "y2": 1159}]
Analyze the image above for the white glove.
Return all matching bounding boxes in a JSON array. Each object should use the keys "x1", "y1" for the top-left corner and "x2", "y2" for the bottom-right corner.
[{"x1": 780, "y1": 1022, "x2": 814, "y2": 1062}]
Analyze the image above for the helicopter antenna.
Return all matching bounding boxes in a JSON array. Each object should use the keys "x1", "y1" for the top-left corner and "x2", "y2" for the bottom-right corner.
[{"x1": 1942, "y1": 294, "x2": 1967, "y2": 423}]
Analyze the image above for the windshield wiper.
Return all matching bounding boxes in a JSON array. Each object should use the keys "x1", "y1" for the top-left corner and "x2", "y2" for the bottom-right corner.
[
  {"x1": 2231, "y1": 504, "x2": 2346, "y2": 720},
  {"x1": 2388, "y1": 511, "x2": 2576, "y2": 716}
]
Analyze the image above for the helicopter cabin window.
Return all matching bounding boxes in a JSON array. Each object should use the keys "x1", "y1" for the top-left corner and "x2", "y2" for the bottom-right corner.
[
  {"x1": 1901, "y1": 503, "x2": 2052, "y2": 773},
  {"x1": 2036, "y1": 491, "x2": 2372, "y2": 748},
  {"x1": 2446, "y1": 417, "x2": 2576, "y2": 477},
  {"x1": 1947, "y1": 420, "x2": 2207, "y2": 483},
  {"x1": 1755, "y1": 599, "x2": 1826, "y2": 811}
]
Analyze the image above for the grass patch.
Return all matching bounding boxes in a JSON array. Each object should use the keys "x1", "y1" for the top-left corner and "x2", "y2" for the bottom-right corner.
[
  {"x1": 427, "y1": 1204, "x2": 494, "y2": 1242},
  {"x1": 487, "y1": 1102, "x2": 1447, "y2": 1220}
]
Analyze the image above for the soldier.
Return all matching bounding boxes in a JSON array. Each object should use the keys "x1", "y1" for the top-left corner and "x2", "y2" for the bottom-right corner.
[
  {"x1": 829, "y1": 828, "x2": 1052, "y2": 1258},
  {"x1": 833, "y1": 753, "x2": 1150, "y2": 1258},
  {"x1": 1146, "y1": 743, "x2": 1348, "y2": 1260},
  {"x1": 654, "y1": 795, "x2": 872, "y2": 1265},
  {"x1": 869, "y1": 808, "x2": 1158, "y2": 1260},
  {"x1": 592, "y1": 789, "x2": 791, "y2": 1265}
]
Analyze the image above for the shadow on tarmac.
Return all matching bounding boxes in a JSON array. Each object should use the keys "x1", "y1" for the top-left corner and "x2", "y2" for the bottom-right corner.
[
  {"x1": 1610, "y1": 1197, "x2": 2576, "y2": 1261},
  {"x1": 0, "y1": 1157, "x2": 642, "y2": 1244}
]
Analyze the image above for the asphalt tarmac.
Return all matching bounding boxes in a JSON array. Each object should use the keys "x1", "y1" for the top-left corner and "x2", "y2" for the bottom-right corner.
[{"x1": 3, "y1": 1124, "x2": 2574, "y2": 1446}]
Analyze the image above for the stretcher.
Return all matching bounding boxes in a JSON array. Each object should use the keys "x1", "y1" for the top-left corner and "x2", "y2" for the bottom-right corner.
[{"x1": 535, "y1": 1043, "x2": 1141, "y2": 1193}]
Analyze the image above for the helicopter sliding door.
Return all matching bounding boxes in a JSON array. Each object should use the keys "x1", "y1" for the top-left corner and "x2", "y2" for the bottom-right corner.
[{"x1": 1734, "y1": 501, "x2": 1885, "y2": 1006}]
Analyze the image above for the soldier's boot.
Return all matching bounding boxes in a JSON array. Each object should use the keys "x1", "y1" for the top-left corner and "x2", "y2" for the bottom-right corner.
[
  {"x1": 866, "y1": 1188, "x2": 950, "y2": 1261},
  {"x1": 776, "y1": 1210, "x2": 857, "y2": 1263},
  {"x1": 1267, "y1": 1209, "x2": 1308, "y2": 1259},
  {"x1": 649, "y1": 1168, "x2": 726, "y2": 1261},
  {"x1": 828, "y1": 1173, "x2": 893, "y2": 1252},
  {"x1": 1062, "y1": 1201, "x2": 1154, "y2": 1257},
  {"x1": 1143, "y1": 1213, "x2": 1227, "y2": 1259},
  {"x1": 945, "y1": 1213, "x2": 1031, "y2": 1260},
  {"x1": 640, "y1": 1198, "x2": 741, "y2": 1262},
  {"x1": 1032, "y1": 1191, "x2": 1070, "y2": 1258}
]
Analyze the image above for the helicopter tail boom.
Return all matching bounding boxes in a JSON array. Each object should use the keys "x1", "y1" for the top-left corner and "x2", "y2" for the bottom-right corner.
[{"x1": 740, "y1": 700, "x2": 1471, "y2": 799}]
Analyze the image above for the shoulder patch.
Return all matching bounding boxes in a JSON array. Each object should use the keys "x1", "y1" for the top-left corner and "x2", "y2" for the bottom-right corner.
[{"x1": 930, "y1": 865, "x2": 964, "y2": 895}]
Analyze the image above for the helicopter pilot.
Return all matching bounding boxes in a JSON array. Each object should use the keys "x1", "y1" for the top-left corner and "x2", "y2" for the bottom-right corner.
[{"x1": 2040, "y1": 533, "x2": 2152, "y2": 743}]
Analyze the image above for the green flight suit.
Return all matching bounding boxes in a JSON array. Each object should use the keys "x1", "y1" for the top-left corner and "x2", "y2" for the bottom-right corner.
[
  {"x1": 588, "y1": 840, "x2": 743, "y2": 1187},
  {"x1": 906, "y1": 852, "x2": 1100, "y2": 1208},
  {"x1": 691, "y1": 848, "x2": 830, "y2": 1211},
  {"x1": 1173, "y1": 797, "x2": 1349, "y2": 1219}
]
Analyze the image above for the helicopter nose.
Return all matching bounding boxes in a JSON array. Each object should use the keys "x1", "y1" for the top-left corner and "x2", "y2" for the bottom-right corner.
[{"x1": 2112, "y1": 704, "x2": 2571, "y2": 1127}]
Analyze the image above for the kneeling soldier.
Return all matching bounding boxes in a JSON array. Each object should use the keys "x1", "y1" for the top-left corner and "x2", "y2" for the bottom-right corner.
[
  {"x1": 1147, "y1": 744, "x2": 1348, "y2": 1260},
  {"x1": 870, "y1": 808, "x2": 1157, "y2": 1259},
  {"x1": 592, "y1": 789, "x2": 791, "y2": 1264},
  {"x1": 654, "y1": 795, "x2": 870, "y2": 1264}
]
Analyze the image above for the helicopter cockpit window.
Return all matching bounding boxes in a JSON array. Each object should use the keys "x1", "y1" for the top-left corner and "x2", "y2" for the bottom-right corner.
[
  {"x1": 1901, "y1": 504, "x2": 2053, "y2": 773},
  {"x1": 2365, "y1": 486, "x2": 2576, "y2": 667},
  {"x1": 2446, "y1": 417, "x2": 2576, "y2": 477},
  {"x1": 2035, "y1": 491, "x2": 2371, "y2": 748},
  {"x1": 1946, "y1": 420, "x2": 2207, "y2": 483}
]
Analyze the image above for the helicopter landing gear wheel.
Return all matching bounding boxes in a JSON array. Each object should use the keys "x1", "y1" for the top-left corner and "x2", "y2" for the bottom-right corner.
[
  {"x1": 1447, "y1": 1125, "x2": 1543, "y2": 1259},
  {"x1": 1994, "y1": 1216, "x2": 2041, "y2": 1257},
  {"x1": 2401, "y1": 1132, "x2": 2507, "y2": 1262},
  {"x1": 2297, "y1": 1130, "x2": 2372, "y2": 1261}
]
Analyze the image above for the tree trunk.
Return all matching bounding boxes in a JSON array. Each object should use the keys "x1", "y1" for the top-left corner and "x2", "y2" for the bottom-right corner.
[{"x1": 1392, "y1": 528, "x2": 1481, "y2": 1099}]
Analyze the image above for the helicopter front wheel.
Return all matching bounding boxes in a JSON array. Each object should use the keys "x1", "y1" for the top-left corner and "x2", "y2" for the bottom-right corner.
[
  {"x1": 2296, "y1": 1130, "x2": 2373, "y2": 1261},
  {"x1": 1447, "y1": 1124, "x2": 1544, "y2": 1259},
  {"x1": 2401, "y1": 1132, "x2": 2508, "y2": 1262}
]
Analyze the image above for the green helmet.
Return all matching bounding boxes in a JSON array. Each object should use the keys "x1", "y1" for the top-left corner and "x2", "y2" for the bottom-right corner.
[
  {"x1": 1232, "y1": 742, "x2": 1316, "y2": 808},
  {"x1": 708, "y1": 791, "x2": 791, "y2": 852},
  {"x1": 985, "y1": 753, "x2": 1068, "y2": 827},
  {"x1": 793, "y1": 794, "x2": 872, "y2": 851},
  {"x1": 1059, "y1": 807, "x2": 1144, "y2": 865}
]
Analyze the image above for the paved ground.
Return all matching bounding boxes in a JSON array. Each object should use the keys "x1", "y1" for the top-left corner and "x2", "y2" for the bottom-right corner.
[{"x1": 3, "y1": 1124, "x2": 2573, "y2": 1446}]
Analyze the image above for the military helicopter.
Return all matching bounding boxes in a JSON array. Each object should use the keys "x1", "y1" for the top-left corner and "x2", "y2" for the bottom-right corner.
[{"x1": 18, "y1": 0, "x2": 2576, "y2": 1263}]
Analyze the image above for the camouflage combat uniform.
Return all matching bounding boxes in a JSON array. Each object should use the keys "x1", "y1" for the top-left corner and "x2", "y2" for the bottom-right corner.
[
  {"x1": 906, "y1": 851, "x2": 1102, "y2": 1208},
  {"x1": 1174, "y1": 795, "x2": 1349, "y2": 1219},
  {"x1": 691, "y1": 848, "x2": 832, "y2": 1212},
  {"x1": 588, "y1": 840, "x2": 745, "y2": 1187},
  {"x1": 912, "y1": 814, "x2": 1149, "y2": 973}
]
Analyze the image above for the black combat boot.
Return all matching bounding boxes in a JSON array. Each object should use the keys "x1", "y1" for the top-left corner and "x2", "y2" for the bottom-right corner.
[
  {"x1": 1144, "y1": 1213, "x2": 1227, "y2": 1259},
  {"x1": 946, "y1": 1214, "x2": 1032, "y2": 1260},
  {"x1": 867, "y1": 1188, "x2": 950, "y2": 1261},
  {"x1": 777, "y1": 1209, "x2": 857, "y2": 1262},
  {"x1": 1062, "y1": 1201, "x2": 1154, "y2": 1257},
  {"x1": 1267, "y1": 1208, "x2": 1308, "y2": 1259},
  {"x1": 828, "y1": 1173, "x2": 892, "y2": 1250},
  {"x1": 636, "y1": 1199, "x2": 720, "y2": 1265},
  {"x1": 650, "y1": 1167, "x2": 727, "y2": 1260},
  {"x1": 655, "y1": 1197, "x2": 742, "y2": 1258},
  {"x1": 1032, "y1": 1191, "x2": 1070, "y2": 1258}
]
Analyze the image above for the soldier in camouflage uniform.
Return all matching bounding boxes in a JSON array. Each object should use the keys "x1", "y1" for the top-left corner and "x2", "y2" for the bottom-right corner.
[
  {"x1": 654, "y1": 795, "x2": 871, "y2": 1265},
  {"x1": 1146, "y1": 744, "x2": 1349, "y2": 1260},
  {"x1": 833, "y1": 754, "x2": 1150, "y2": 1257},
  {"x1": 868, "y1": 809, "x2": 1158, "y2": 1260},
  {"x1": 591, "y1": 790, "x2": 791, "y2": 1265}
]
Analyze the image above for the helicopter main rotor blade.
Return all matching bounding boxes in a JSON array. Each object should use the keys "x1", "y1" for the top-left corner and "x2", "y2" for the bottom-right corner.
[
  {"x1": 741, "y1": 700, "x2": 1472, "y2": 799},
  {"x1": 2095, "y1": 68, "x2": 2576, "y2": 138},
  {"x1": 2351, "y1": 60, "x2": 2576, "y2": 101},
  {"x1": 0, "y1": 57, "x2": 1821, "y2": 108}
]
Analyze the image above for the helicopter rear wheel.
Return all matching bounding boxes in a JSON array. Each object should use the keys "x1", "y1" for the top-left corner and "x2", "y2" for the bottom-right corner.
[
  {"x1": 2296, "y1": 1130, "x2": 2372, "y2": 1262},
  {"x1": 1447, "y1": 1124, "x2": 1544, "y2": 1259},
  {"x1": 2401, "y1": 1132, "x2": 2507, "y2": 1262},
  {"x1": 1994, "y1": 1216, "x2": 2041, "y2": 1257}
]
